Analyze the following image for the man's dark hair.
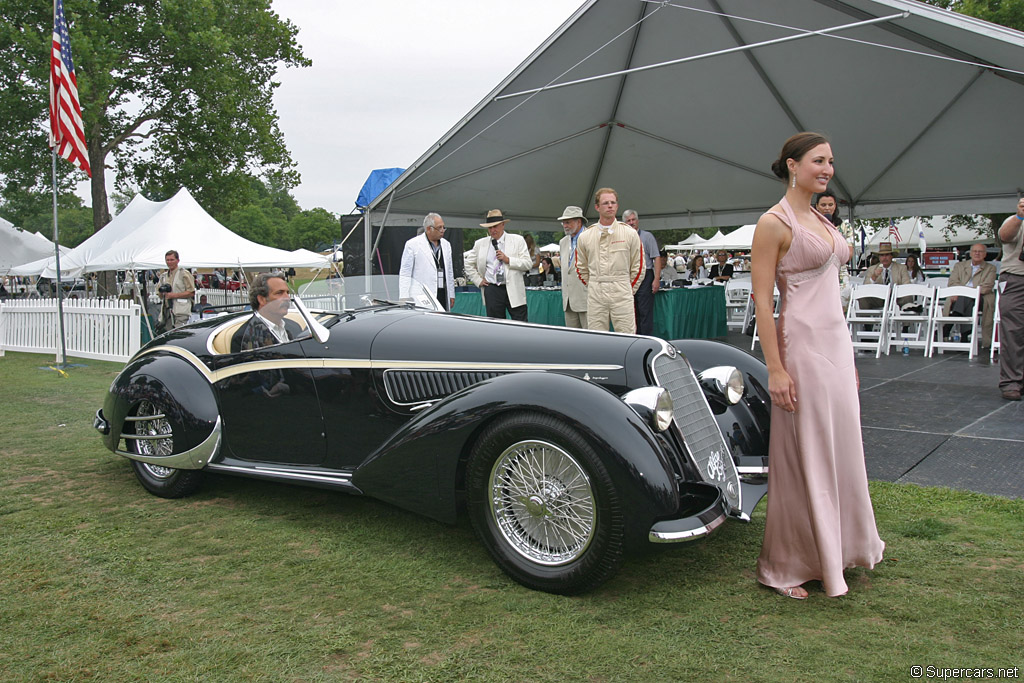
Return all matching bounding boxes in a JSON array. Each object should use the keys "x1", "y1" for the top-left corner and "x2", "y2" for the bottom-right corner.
[{"x1": 249, "y1": 271, "x2": 286, "y2": 310}]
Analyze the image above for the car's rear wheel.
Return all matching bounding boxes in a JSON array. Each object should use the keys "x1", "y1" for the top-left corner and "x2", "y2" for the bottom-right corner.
[
  {"x1": 466, "y1": 412, "x2": 625, "y2": 595},
  {"x1": 126, "y1": 400, "x2": 203, "y2": 498}
]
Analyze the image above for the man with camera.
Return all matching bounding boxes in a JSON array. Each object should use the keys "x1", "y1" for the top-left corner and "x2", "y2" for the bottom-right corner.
[{"x1": 157, "y1": 250, "x2": 195, "y2": 331}]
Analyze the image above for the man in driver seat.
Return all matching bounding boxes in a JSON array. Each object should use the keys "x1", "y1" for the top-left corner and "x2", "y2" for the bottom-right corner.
[{"x1": 231, "y1": 272, "x2": 303, "y2": 353}]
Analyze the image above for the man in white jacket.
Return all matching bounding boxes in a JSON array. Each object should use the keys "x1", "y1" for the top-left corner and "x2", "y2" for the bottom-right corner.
[
  {"x1": 465, "y1": 209, "x2": 531, "y2": 321},
  {"x1": 399, "y1": 212, "x2": 455, "y2": 310}
]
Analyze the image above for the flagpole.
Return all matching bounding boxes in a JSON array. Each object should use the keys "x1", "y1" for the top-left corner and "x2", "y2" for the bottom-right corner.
[{"x1": 51, "y1": 147, "x2": 69, "y2": 366}]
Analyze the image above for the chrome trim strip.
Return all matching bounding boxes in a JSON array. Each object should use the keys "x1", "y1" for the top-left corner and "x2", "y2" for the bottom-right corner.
[
  {"x1": 116, "y1": 417, "x2": 222, "y2": 470},
  {"x1": 136, "y1": 344, "x2": 622, "y2": 385},
  {"x1": 124, "y1": 413, "x2": 164, "y2": 422},
  {"x1": 649, "y1": 508, "x2": 727, "y2": 543},
  {"x1": 205, "y1": 463, "x2": 354, "y2": 485},
  {"x1": 736, "y1": 465, "x2": 769, "y2": 475}
]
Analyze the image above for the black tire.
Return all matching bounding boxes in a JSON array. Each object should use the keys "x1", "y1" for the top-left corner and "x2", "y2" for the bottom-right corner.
[
  {"x1": 466, "y1": 412, "x2": 625, "y2": 595},
  {"x1": 126, "y1": 400, "x2": 203, "y2": 499}
]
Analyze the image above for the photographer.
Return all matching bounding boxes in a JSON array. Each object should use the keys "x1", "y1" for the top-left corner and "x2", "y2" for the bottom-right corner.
[{"x1": 157, "y1": 250, "x2": 195, "y2": 331}]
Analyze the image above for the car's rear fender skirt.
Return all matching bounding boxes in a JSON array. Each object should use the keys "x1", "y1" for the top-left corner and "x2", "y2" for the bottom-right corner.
[
  {"x1": 353, "y1": 372, "x2": 680, "y2": 534},
  {"x1": 102, "y1": 353, "x2": 220, "y2": 457}
]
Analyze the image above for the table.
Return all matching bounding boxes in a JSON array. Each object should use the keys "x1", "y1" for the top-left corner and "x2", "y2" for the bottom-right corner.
[{"x1": 453, "y1": 285, "x2": 727, "y2": 339}]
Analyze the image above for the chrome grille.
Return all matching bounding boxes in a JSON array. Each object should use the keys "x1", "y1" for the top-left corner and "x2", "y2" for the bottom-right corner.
[
  {"x1": 383, "y1": 369, "x2": 503, "y2": 405},
  {"x1": 652, "y1": 351, "x2": 742, "y2": 513}
]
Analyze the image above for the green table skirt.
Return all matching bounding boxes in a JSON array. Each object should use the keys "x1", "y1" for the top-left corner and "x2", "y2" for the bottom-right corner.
[{"x1": 452, "y1": 286, "x2": 727, "y2": 339}]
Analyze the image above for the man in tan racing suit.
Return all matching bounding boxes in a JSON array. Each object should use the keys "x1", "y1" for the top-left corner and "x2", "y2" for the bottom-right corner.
[{"x1": 575, "y1": 187, "x2": 645, "y2": 334}]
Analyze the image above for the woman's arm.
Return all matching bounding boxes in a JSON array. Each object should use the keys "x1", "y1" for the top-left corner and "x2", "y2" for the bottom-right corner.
[{"x1": 751, "y1": 214, "x2": 796, "y2": 413}]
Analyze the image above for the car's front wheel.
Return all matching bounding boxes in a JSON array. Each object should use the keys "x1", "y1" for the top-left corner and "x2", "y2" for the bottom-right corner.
[
  {"x1": 126, "y1": 399, "x2": 203, "y2": 499},
  {"x1": 466, "y1": 412, "x2": 625, "y2": 594}
]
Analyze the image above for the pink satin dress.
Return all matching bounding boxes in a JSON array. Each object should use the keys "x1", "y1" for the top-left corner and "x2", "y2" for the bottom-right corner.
[{"x1": 755, "y1": 197, "x2": 885, "y2": 597}]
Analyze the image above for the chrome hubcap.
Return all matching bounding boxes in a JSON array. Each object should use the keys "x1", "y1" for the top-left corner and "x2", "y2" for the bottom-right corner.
[{"x1": 488, "y1": 440, "x2": 595, "y2": 566}]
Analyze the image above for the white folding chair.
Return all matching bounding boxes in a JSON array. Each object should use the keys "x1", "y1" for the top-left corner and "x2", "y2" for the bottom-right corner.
[
  {"x1": 751, "y1": 286, "x2": 780, "y2": 351},
  {"x1": 927, "y1": 276, "x2": 948, "y2": 289},
  {"x1": 927, "y1": 286, "x2": 980, "y2": 358},
  {"x1": 885, "y1": 284, "x2": 935, "y2": 355},
  {"x1": 847, "y1": 284, "x2": 891, "y2": 357},
  {"x1": 725, "y1": 279, "x2": 751, "y2": 330}
]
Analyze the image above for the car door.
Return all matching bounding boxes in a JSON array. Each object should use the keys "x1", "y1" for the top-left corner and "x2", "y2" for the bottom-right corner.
[{"x1": 214, "y1": 337, "x2": 326, "y2": 466}]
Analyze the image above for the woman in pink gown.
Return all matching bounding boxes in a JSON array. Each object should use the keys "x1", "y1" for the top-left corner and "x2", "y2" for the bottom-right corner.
[{"x1": 751, "y1": 133, "x2": 885, "y2": 599}]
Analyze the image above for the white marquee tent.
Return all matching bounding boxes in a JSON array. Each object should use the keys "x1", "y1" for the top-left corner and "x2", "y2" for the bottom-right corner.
[
  {"x1": 10, "y1": 188, "x2": 329, "y2": 277},
  {"x1": 1, "y1": 217, "x2": 69, "y2": 276},
  {"x1": 365, "y1": 0, "x2": 1024, "y2": 258},
  {"x1": 863, "y1": 215, "x2": 989, "y2": 250}
]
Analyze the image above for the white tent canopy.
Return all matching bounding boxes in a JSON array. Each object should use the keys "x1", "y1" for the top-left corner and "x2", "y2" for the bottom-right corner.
[
  {"x1": 700, "y1": 224, "x2": 757, "y2": 250},
  {"x1": 367, "y1": 0, "x2": 1024, "y2": 236},
  {"x1": 863, "y1": 215, "x2": 989, "y2": 250},
  {"x1": 11, "y1": 188, "x2": 329, "y2": 276},
  {"x1": 1, "y1": 218, "x2": 70, "y2": 276}
]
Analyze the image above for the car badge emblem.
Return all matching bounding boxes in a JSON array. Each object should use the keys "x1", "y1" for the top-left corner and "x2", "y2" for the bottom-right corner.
[
  {"x1": 583, "y1": 372, "x2": 591, "y2": 381},
  {"x1": 666, "y1": 346, "x2": 677, "y2": 358},
  {"x1": 707, "y1": 449, "x2": 726, "y2": 481}
]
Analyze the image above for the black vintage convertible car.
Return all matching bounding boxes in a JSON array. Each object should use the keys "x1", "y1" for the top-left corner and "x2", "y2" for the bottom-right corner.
[{"x1": 95, "y1": 275, "x2": 771, "y2": 594}]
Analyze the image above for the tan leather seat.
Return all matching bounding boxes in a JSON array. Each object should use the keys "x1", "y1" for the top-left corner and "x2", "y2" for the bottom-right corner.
[{"x1": 210, "y1": 312, "x2": 309, "y2": 355}]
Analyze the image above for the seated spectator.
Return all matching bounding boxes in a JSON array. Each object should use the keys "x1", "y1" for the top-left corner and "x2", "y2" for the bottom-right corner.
[
  {"x1": 905, "y1": 254, "x2": 926, "y2": 284},
  {"x1": 862, "y1": 242, "x2": 909, "y2": 308},
  {"x1": 943, "y1": 243, "x2": 997, "y2": 350},
  {"x1": 192, "y1": 294, "x2": 215, "y2": 314},
  {"x1": 709, "y1": 250, "x2": 734, "y2": 282},
  {"x1": 540, "y1": 256, "x2": 559, "y2": 284},
  {"x1": 659, "y1": 250, "x2": 680, "y2": 284},
  {"x1": 685, "y1": 254, "x2": 709, "y2": 281}
]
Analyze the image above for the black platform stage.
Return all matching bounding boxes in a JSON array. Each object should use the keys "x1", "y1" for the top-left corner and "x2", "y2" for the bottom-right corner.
[{"x1": 721, "y1": 332, "x2": 1022, "y2": 500}]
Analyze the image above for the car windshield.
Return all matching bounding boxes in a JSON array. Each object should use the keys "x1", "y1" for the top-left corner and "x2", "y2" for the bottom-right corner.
[{"x1": 295, "y1": 275, "x2": 444, "y2": 313}]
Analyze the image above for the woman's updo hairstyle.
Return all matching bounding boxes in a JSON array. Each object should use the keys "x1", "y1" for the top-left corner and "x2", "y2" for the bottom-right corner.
[{"x1": 771, "y1": 132, "x2": 830, "y2": 182}]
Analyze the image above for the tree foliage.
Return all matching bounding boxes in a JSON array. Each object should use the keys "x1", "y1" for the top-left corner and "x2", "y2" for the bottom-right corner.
[{"x1": 0, "y1": 0, "x2": 310, "y2": 233}]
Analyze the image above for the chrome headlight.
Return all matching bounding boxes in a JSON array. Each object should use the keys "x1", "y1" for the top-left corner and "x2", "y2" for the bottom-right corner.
[
  {"x1": 698, "y1": 366, "x2": 745, "y2": 405},
  {"x1": 622, "y1": 386, "x2": 674, "y2": 432}
]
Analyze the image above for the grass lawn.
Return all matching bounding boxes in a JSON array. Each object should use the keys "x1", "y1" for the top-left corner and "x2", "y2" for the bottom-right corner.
[{"x1": 1, "y1": 352, "x2": 1021, "y2": 681}]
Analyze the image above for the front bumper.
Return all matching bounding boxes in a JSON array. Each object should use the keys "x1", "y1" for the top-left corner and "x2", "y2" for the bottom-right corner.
[{"x1": 648, "y1": 482, "x2": 728, "y2": 543}]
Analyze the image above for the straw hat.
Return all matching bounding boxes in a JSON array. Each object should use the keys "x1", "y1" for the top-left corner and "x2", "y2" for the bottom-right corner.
[
  {"x1": 480, "y1": 209, "x2": 510, "y2": 227},
  {"x1": 873, "y1": 241, "x2": 899, "y2": 256}
]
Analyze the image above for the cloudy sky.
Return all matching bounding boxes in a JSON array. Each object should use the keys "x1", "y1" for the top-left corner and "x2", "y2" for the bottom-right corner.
[{"x1": 266, "y1": 0, "x2": 583, "y2": 216}]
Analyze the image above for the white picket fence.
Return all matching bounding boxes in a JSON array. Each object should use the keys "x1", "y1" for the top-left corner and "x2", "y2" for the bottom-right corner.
[{"x1": 0, "y1": 298, "x2": 141, "y2": 363}]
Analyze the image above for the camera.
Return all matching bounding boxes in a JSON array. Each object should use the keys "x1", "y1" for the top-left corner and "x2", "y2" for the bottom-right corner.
[{"x1": 158, "y1": 284, "x2": 172, "y2": 294}]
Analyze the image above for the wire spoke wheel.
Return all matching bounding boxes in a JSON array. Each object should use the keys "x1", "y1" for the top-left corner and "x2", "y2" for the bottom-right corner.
[
  {"x1": 131, "y1": 400, "x2": 175, "y2": 478},
  {"x1": 467, "y1": 412, "x2": 624, "y2": 595},
  {"x1": 126, "y1": 399, "x2": 203, "y2": 499},
  {"x1": 490, "y1": 440, "x2": 595, "y2": 565}
]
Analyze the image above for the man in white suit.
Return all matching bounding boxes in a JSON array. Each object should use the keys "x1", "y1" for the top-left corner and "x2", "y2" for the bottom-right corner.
[
  {"x1": 557, "y1": 205, "x2": 588, "y2": 328},
  {"x1": 465, "y1": 209, "x2": 531, "y2": 321},
  {"x1": 399, "y1": 212, "x2": 455, "y2": 309}
]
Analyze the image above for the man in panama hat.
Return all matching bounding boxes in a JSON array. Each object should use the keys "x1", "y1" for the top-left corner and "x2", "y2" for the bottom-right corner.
[
  {"x1": 464, "y1": 209, "x2": 531, "y2": 321},
  {"x1": 862, "y1": 241, "x2": 909, "y2": 308}
]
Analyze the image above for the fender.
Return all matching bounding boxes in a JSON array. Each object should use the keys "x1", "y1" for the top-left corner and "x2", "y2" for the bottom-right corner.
[
  {"x1": 101, "y1": 352, "x2": 220, "y2": 456},
  {"x1": 353, "y1": 372, "x2": 680, "y2": 539}
]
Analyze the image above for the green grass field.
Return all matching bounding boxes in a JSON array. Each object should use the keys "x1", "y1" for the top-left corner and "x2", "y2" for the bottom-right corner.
[{"x1": 1, "y1": 352, "x2": 1021, "y2": 682}]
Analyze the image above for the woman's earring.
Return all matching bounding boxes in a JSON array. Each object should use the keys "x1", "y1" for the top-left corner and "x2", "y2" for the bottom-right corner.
[{"x1": 791, "y1": 175, "x2": 796, "y2": 188}]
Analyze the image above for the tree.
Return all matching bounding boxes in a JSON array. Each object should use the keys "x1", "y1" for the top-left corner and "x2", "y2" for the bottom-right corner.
[{"x1": 0, "y1": 0, "x2": 310, "y2": 235}]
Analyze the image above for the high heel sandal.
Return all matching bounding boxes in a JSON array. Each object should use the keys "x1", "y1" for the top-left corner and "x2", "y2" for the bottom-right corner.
[{"x1": 774, "y1": 586, "x2": 808, "y2": 600}]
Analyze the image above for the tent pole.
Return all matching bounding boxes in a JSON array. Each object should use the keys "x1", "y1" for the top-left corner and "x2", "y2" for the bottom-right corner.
[
  {"x1": 363, "y1": 206, "x2": 372, "y2": 277},
  {"x1": 368, "y1": 191, "x2": 396, "y2": 276}
]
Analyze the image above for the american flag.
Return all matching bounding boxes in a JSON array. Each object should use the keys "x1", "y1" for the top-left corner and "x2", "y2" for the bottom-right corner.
[
  {"x1": 50, "y1": 0, "x2": 90, "y2": 176},
  {"x1": 887, "y1": 218, "x2": 902, "y2": 244}
]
